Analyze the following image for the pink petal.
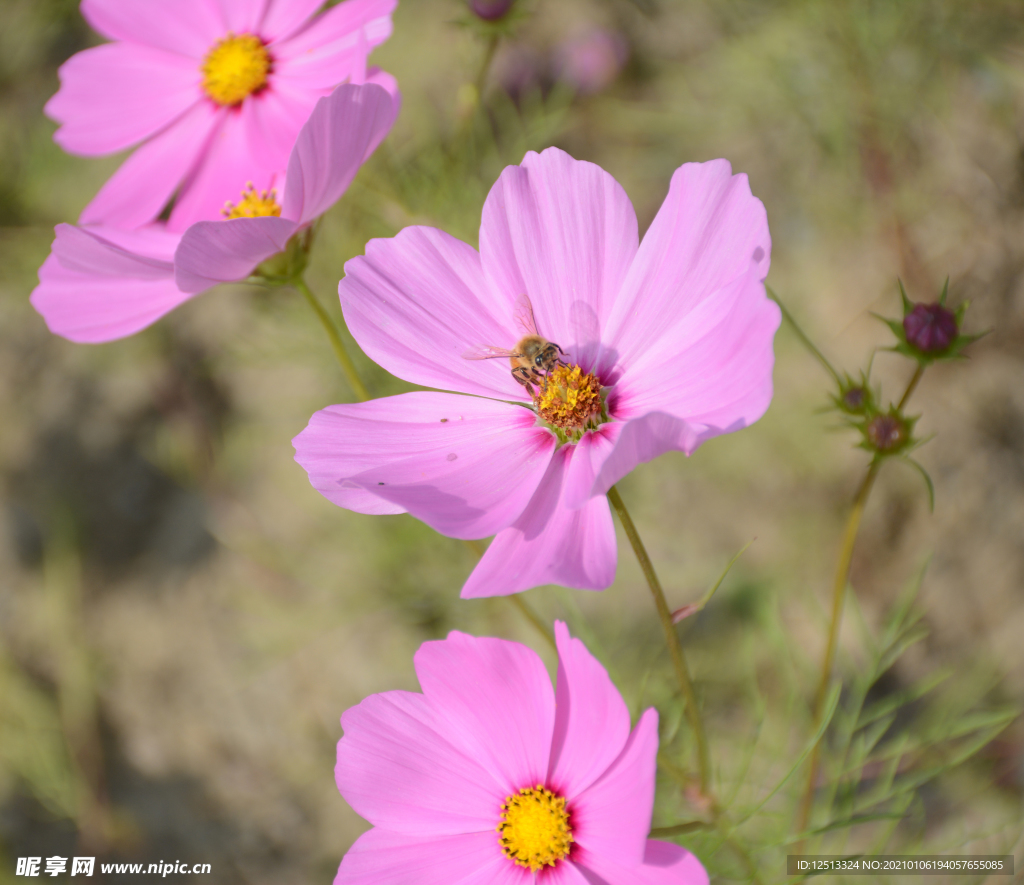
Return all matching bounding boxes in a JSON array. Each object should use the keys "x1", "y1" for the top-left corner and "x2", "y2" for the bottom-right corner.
[
  {"x1": 339, "y1": 226, "x2": 532, "y2": 400},
  {"x1": 615, "y1": 268, "x2": 781, "y2": 430},
  {"x1": 272, "y1": 0, "x2": 396, "y2": 91},
  {"x1": 259, "y1": 0, "x2": 328, "y2": 43},
  {"x1": 460, "y1": 446, "x2": 617, "y2": 598},
  {"x1": 365, "y1": 66, "x2": 400, "y2": 101},
  {"x1": 584, "y1": 271, "x2": 781, "y2": 499},
  {"x1": 335, "y1": 828, "x2": 525, "y2": 885},
  {"x1": 80, "y1": 0, "x2": 224, "y2": 56},
  {"x1": 561, "y1": 424, "x2": 622, "y2": 511},
  {"x1": 414, "y1": 631, "x2": 555, "y2": 792},
  {"x1": 173, "y1": 216, "x2": 298, "y2": 293},
  {"x1": 168, "y1": 103, "x2": 265, "y2": 231},
  {"x1": 52, "y1": 222, "x2": 177, "y2": 278},
  {"x1": 212, "y1": 0, "x2": 267, "y2": 34},
  {"x1": 587, "y1": 412, "x2": 706, "y2": 501},
  {"x1": 547, "y1": 622, "x2": 631, "y2": 799},
  {"x1": 571, "y1": 841, "x2": 709, "y2": 885},
  {"x1": 45, "y1": 43, "x2": 200, "y2": 155},
  {"x1": 32, "y1": 250, "x2": 192, "y2": 344},
  {"x1": 571, "y1": 707, "x2": 658, "y2": 868},
  {"x1": 79, "y1": 101, "x2": 221, "y2": 230},
  {"x1": 336, "y1": 690, "x2": 505, "y2": 836},
  {"x1": 599, "y1": 159, "x2": 771, "y2": 378},
  {"x1": 292, "y1": 393, "x2": 557, "y2": 537},
  {"x1": 479, "y1": 147, "x2": 639, "y2": 372},
  {"x1": 239, "y1": 81, "x2": 316, "y2": 174},
  {"x1": 282, "y1": 83, "x2": 398, "y2": 225}
]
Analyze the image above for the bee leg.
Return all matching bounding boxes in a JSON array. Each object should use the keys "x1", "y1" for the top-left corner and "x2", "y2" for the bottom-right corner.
[
  {"x1": 511, "y1": 366, "x2": 536, "y2": 396},
  {"x1": 554, "y1": 342, "x2": 568, "y2": 365}
]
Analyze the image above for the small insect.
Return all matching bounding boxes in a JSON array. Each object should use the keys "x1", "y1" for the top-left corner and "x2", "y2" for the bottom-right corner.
[{"x1": 462, "y1": 294, "x2": 567, "y2": 395}]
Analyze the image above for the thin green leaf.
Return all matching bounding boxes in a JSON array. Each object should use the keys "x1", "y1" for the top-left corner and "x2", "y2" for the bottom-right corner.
[
  {"x1": 858, "y1": 670, "x2": 952, "y2": 730},
  {"x1": 904, "y1": 458, "x2": 935, "y2": 511},
  {"x1": 673, "y1": 539, "x2": 754, "y2": 622},
  {"x1": 734, "y1": 682, "x2": 842, "y2": 825}
]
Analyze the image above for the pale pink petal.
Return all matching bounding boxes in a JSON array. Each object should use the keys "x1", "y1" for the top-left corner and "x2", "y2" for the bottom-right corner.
[
  {"x1": 240, "y1": 82, "x2": 316, "y2": 174},
  {"x1": 46, "y1": 43, "x2": 200, "y2": 155},
  {"x1": 599, "y1": 159, "x2": 771, "y2": 378},
  {"x1": 259, "y1": 0, "x2": 328, "y2": 43},
  {"x1": 571, "y1": 708, "x2": 658, "y2": 868},
  {"x1": 479, "y1": 147, "x2": 639, "y2": 372},
  {"x1": 211, "y1": 0, "x2": 267, "y2": 34},
  {"x1": 571, "y1": 841, "x2": 709, "y2": 885},
  {"x1": 583, "y1": 271, "x2": 780, "y2": 499},
  {"x1": 52, "y1": 223, "x2": 177, "y2": 277},
  {"x1": 32, "y1": 252, "x2": 192, "y2": 344},
  {"x1": 292, "y1": 393, "x2": 557, "y2": 537},
  {"x1": 587, "y1": 412, "x2": 706, "y2": 501},
  {"x1": 272, "y1": 0, "x2": 396, "y2": 90},
  {"x1": 81, "y1": 0, "x2": 224, "y2": 56},
  {"x1": 615, "y1": 269, "x2": 781, "y2": 429},
  {"x1": 365, "y1": 66, "x2": 400, "y2": 101},
  {"x1": 336, "y1": 690, "x2": 504, "y2": 836},
  {"x1": 547, "y1": 622, "x2": 631, "y2": 799},
  {"x1": 335, "y1": 828, "x2": 524, "y2": 885},
  {"x1": 460, "y1": 446, "x2": 616, "y2": 598},
  {"x1": 173, "y1": 216, "x2": 298, "y2": 293},
  {"x1": 79, "y1": 101, "x2": 221, "y2": 230},
  {"x1": 561, "y1": 424, "x2": 622, "y2": 511},
  {"x1": 168, "y1": 104, "x2": 264, "y2": 231},
  {"x1": 339, "y1": 226, "x2": 531, "y2": 400},
  {"x1": 282, "y1": 83, "x2": 397, "y2": 225},
  {"x1": 414, "y1": 631, "x2": 555, "y2": 792}
]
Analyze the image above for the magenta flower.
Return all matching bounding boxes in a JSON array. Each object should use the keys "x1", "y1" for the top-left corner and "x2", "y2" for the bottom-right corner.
[
  {"x1": 31, "y1": 82, "x2": 398, "y2": 343},
  {"x1": 45, "y1": 0, "x2": 395, "y2": 232},
  {"x1": 334, "y1": 621, "x2": 707, "y2": 884},
  {"x1": 293, "y1": 148, "x2": 778, "y2": 598}
]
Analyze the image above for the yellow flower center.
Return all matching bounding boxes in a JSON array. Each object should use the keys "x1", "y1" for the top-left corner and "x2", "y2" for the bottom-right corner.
[
  {"x1": 497, "y1": 785, "x2": 573, "y2": 872},
  {"x1": 201, "y1": 33, "x2": 271, "y2": 106},
  {"x1": 222, "y1": 183, "x2": 281, "y2": 219},
  {"x1": 535, "y1": 364, "x2": 605, "y2": 440}
]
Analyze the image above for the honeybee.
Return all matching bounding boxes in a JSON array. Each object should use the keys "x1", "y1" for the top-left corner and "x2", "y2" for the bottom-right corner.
[{"x1": 462, "y1": 294, "x2": 567, "y2": 395}]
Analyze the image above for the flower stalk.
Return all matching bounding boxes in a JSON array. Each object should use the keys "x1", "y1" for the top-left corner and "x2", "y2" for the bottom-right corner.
[
  {"x1": 797, "y1": 362, "x2": 926, "y2": 833},
  {"x1": 293, "y1": 277, "x2": 371, "y2": 403},
  {"x1": 606, "y1": 485, "x2": 712, "y2": 797}
]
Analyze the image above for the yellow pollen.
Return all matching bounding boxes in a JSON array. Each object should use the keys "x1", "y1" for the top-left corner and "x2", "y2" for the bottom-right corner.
[
  {"x1": 535, "y1": 364, "x2": 604, "y2": 439},
  {"x1": 222, "y1": 183, "x2": 281, "y2": 219},
  {"x1": 201, "y1": 33, "x2": 270, "y2": 106},
  {"x1": 497, "y1": 785, "x2": 573, "y2": 872}
]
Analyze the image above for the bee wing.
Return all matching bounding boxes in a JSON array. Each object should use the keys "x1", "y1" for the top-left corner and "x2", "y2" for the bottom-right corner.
[
  {"x1": 461, "y1": 344, "x2": 520, "y2": 360},
  {"x1": 513, "y1": 293, "x2": 539, "y2": 336}
]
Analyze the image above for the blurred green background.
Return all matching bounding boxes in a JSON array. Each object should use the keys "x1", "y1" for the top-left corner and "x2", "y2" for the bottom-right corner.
[{"x1": 0, "y1": 0, "x2": 1022, "y2": 881}]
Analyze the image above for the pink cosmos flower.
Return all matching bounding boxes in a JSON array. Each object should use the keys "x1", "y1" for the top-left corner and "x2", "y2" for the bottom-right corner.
[
  {"x1": 46, "y1": 0, "x2": 395, "y2": 232},
  {"x1": 293, "y1": 148, "x2": 778, "y2": 598},
  {"x1": 31, "y1": 82, "x2": 398, "y2": 343},
  {"x1": 334, "y1": 621, "x2": 708, "y2": 884}
]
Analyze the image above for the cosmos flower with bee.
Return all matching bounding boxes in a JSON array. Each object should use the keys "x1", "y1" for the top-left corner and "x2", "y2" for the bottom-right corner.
[{"x1": 295, "y1": 147, "x2": 779, "y2": 598}]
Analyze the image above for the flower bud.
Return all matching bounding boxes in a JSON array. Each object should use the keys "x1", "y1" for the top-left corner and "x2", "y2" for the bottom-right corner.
[
  {"x1": 842, "y1": 386, "x2": 868, "y2": 413},
  {"x1": 903, "y1": 302, "x2": 957, "y2": 354},
  {"x1": 469, "y1": 0, "x2": 515, "y2": 21},
  {"x1": 865, "y1": 413, "x2": 908, "y2": 452}
]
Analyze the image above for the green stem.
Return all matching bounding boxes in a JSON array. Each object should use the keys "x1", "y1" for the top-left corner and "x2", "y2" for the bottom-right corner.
[
  {"x1": 294, "y1": 277, "x2": 370, "y2": 402},
  {"x1": 768, "y1": 286, "x2": 841, "y2": 385},
  {"x1": 797, "y1": 363, "x2": 926, "y2": 833},
  {"x1": 606, "y1": 485, "x2": 712, "y2": 796}
]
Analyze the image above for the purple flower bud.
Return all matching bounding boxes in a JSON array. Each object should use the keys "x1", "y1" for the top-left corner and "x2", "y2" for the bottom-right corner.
[
  {"x1": 469, "y1": 0, "x2": 515, "y2": 21},
  {"x1": 842, "y1": 386, "x2": 868, "y2": 413},
  {"x1": 866, "y1": 414, "x2": 907, "y2": 452},
  {"x1": 902, "y1": 302, "x2": 957, "y2": 353}
]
